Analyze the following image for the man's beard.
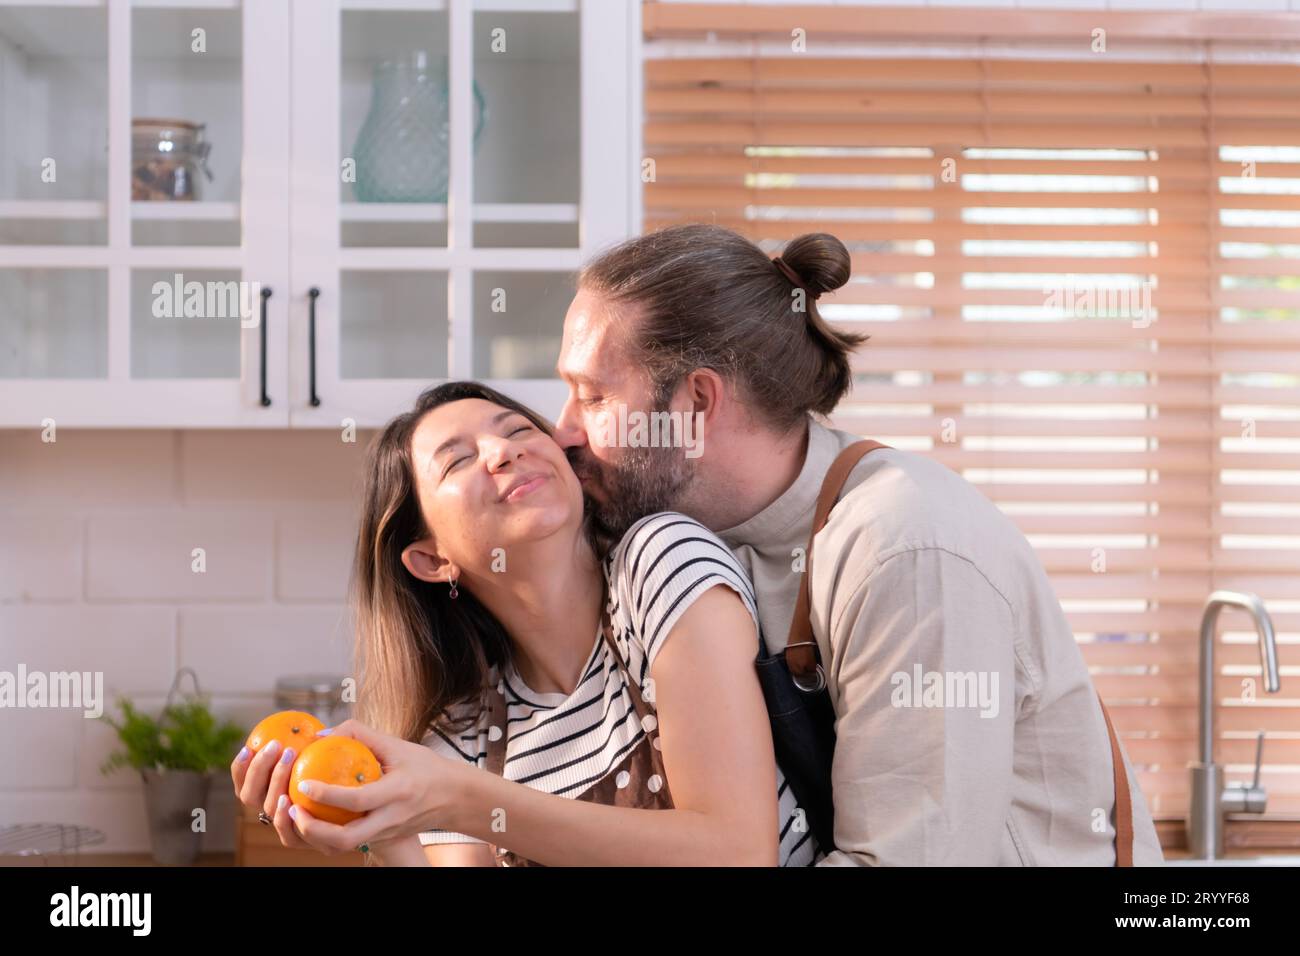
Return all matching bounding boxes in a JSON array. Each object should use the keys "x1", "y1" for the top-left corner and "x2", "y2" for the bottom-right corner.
[{"x1": 569, "y1": 442, "x2": 694, "y2": 543}]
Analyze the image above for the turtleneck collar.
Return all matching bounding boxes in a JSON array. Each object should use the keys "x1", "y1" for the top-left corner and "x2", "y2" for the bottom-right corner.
[{"x1": 717, "y1": 416, "x2": 837, "y2": 549}]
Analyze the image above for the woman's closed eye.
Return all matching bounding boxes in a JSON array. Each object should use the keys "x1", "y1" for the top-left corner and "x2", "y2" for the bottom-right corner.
[{"x1": 442, "y1": 424, "x2": 535, "y2": 476}]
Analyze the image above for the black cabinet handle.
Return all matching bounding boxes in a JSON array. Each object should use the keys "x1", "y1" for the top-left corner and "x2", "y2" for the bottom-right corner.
[
  {"x1": 308, "y1": 287, "x2": 321, "y2": 407},
  {"x1": 259, "y1": 286, "x2": 272, "y2": 407}
]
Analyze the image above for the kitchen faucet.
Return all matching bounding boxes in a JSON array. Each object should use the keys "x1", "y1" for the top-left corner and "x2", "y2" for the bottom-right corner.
[{"x1": 1187, "y1": 590, "x2": 1280, "y2": 860}]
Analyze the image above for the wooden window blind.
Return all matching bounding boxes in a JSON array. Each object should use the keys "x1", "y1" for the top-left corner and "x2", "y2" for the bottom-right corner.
[{"x1": 643, "y1": 8, "x2": 1300, "y2": 821}]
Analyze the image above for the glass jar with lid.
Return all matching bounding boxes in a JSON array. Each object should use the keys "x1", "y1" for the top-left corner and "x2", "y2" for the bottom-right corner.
[
  {"x1": 273, "y1": 674, "x2": 350, "y2": 728},
  {"x1": 131, "y1": 118, "x2": 214, "y2": 201}
]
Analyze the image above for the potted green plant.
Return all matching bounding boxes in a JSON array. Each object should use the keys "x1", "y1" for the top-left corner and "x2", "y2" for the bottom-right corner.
[{"x1": 99, "y1": 667, "x2": 245, "y2": 865}]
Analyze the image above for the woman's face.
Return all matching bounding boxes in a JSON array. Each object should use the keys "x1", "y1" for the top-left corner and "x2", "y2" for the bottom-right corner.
[{"x1": 406, "y1": 398, "x2": 584, "y2": 580}]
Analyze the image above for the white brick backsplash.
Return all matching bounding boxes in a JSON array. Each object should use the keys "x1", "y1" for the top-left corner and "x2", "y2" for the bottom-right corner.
[
  {"x1": 0, "y1": 430, "x2": 177, "y2": 506},
  {"x1": 0, "y1": 424, "x2": 375, "y2": 853},
  {"x1": 0, "y1": 510, "x2": 82, "y2": 602},
  {"x1": 275, "y1": 507, "x2": 359, "y2": 602},
  {"x1": 179, "y1": 606, "x2": 353, "y2": 696},
  {"x1": 0, "y1": 708, "x2": 82, "y2": 790},
  {"x1": 180, "y1": 430, "x2": 376, "y2": 503},
  {"x1": 2, "y1": 605, "x2": 176, "y2": 697},
  {"x1": 1, "y1": 605, "x2": 174, "y2": 792},
  {"x1": 86, "y1": 510, "x2": 271, "y2": 601}
]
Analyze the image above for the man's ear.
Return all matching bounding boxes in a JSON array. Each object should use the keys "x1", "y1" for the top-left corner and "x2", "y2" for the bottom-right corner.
[
  {"x1": 401, "y1": 539, "x2": 457, "y2": 585},
  {"x1": 681, "y1": 367, "x2": 726, "y2": 425}
]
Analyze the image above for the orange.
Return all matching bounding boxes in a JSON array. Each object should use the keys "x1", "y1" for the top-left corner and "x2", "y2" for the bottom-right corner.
[
  {"x1": 289, "y1": 736, "x2": 383, "y2": 826},
  {"x1": 246, "y1": 710, "x2": 325, "y2": 756}
]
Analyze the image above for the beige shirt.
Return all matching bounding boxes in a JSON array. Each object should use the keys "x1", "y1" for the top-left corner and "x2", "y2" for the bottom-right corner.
[{"x1": 717, "y1": 418, "x2": 1164, "y2": 866}]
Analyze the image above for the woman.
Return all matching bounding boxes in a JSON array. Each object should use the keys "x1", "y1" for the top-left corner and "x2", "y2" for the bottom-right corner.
[{"x1": 232, "y1": 381, "x2": 820, "y2": 866}]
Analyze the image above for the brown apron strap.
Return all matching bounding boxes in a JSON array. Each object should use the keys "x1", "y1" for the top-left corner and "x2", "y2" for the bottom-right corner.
[
  {"x1": 1098, "y1": 692, "x2": 1135, "y2": 866},
  {"x1": 484, "y1": 679, "x2": 508, "y2": 777},
  {"x1": 784, "y1": 439, "x2": 892, "y2": 682},
  {"x1": 599, "y1": 613, "x2": 658, "y2": 724}
]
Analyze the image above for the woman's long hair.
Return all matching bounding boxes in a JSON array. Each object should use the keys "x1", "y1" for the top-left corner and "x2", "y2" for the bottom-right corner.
[{"x1": 350, "y1": 381, "x2": 569, "y2": 742}]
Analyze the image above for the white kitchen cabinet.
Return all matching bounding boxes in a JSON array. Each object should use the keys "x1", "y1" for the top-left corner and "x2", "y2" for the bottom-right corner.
[{"x1": 0, "y1": 0, "x2": 641, "y2": 428}]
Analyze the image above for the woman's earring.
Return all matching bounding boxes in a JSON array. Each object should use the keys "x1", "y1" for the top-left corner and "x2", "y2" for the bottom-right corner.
[{"x1": 448, "y1": 576, "x2": 459, "y2": 600}]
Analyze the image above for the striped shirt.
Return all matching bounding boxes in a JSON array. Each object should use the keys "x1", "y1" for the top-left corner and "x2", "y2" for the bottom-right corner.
[{"x1": 419, "y1": 511, "x2": 822, "y2": 866}]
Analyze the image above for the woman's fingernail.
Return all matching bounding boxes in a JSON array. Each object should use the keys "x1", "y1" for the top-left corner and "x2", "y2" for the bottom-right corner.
[
  {"x1": 277, "y1": 794, "x2": 287, "y2": 812},
  {"x1": 236, "y1": 746, "x2": 251, "y2": 763},
  {"x1": 297, "y1": 780, "x2": 312, "y2": 796},
  {"x1": 288, "y1": 805, "x2": 298, "y2": 820},
  {"x1": 280, "y1": 747, "x2": 295, "y2": 766},
  {"x1": 264, "y1": 739, "x2": 281, "y2": 756},
  {"x1": 317, "y1": 727, "x2": 333, "y2": 736}
]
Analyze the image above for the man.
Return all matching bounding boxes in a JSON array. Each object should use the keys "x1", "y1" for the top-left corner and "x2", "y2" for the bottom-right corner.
[{"x1": 550, "y1": 223, "x2": 1164, "y2": 866}]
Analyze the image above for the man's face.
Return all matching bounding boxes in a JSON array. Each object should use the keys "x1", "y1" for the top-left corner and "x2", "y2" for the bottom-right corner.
[{"x1": 553, "y1": 288, "x2": 695, "y2": 541}]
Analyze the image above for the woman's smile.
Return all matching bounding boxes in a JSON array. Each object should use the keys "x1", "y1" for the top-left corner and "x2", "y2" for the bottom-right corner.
[{"x1": 500, "y1": 472, "x2": 550, "y2": 503}]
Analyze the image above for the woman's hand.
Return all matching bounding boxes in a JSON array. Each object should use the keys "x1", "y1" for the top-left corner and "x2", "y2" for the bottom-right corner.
[
  {"x1": 274, "y1": 719, "x2": 472, "y2": 856},
  {"x1": 231, "y1": 736, "x2": 313, "y2": 850}
]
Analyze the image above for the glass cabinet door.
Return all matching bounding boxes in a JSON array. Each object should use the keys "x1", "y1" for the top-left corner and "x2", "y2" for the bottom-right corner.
[
  {"x1": 289, "y1": 1, "x2": 452, "y2": 427},
  {"x1": 0, "y1": 3, "x2": 109, "y2": 399},
  {"x1": 0, "y1": 0, "x2": 290, "y2": 427},
  {"x1": 289, "y1": 0, "x2": 637, "y2": 429},
  {"x1": 468, "y1": 5, "x2": 578, "y2": 396}
]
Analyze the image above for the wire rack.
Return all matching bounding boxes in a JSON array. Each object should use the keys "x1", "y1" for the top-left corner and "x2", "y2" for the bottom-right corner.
[{"x1": 0, "y1": 823, "x2": 106, "y2": 864}]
